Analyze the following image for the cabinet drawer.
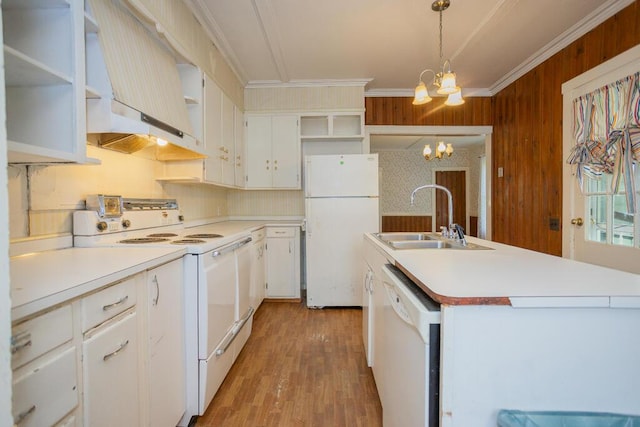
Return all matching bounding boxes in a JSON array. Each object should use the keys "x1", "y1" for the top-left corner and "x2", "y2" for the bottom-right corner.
[
  {"x1": 82, "y1": 277, "x2": 137, "y2": 332},
  {"x1": 251, "y1": 227, "x2": 266, "y2": 241},
  {"x1": 11, "y1": 304, "x2": 73, "y2": 370},
  {"x1": 267, "y1": 227, "x2": 296, "y2": 238},
  {"x1": 13, "y1": 347, "x2": 78, "y2": 427}
]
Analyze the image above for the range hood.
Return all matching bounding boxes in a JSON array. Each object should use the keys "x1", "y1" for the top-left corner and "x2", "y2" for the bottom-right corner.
[{"x1": 86, "y1": 0, "x2": 205, "y2": 161}]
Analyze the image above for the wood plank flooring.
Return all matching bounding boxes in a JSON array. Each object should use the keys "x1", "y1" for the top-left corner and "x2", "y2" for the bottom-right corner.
[{"x1": 196, "y1": 301, "x2": 382, "y2": 427}]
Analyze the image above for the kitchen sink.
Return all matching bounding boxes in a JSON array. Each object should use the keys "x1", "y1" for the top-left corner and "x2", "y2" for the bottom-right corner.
[{"x1": 373, "y1": 232, "x2": 493, "y2": 250}]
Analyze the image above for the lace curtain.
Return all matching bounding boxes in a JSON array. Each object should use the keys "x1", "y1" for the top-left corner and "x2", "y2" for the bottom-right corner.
[{"x1": 567, "y1": 71, "x2": 640, "y2": 213}]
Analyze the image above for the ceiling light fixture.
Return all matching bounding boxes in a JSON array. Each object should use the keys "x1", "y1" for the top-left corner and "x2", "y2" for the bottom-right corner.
[
  {"x1": 413, "y1": 0, "x2": 464, "y2": 107},
  {"x1": 423, "y1": 141, "x2": 454, "y2": 160}
]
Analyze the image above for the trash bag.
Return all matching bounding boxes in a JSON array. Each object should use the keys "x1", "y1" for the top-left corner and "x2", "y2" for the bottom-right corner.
[{"x1": 497, "y1": 410, "x2": 640, "y2": 427}]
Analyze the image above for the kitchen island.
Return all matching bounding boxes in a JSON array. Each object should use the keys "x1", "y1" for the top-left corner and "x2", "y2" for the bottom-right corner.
[{"x1": 364, "y1": 233, "x2": 640, "y2": 427}]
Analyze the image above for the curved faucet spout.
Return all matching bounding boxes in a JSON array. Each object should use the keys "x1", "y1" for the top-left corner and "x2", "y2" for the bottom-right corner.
[{"x1": 410, "y1": 184, "x2": 454, "y2": 231}]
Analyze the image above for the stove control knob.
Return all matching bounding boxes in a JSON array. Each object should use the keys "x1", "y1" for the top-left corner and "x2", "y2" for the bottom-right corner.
[
  {"x1": 122, "y1": 219, "x2": 131, "y2": 228},
  {"x1": 97, "y1": 221, "x2": 108, "y2": 232}
]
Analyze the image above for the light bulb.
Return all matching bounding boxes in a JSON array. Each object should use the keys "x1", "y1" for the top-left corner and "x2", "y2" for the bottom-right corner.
[
  {"x1": 423, "y1": 144, "x2": 432, "y2": 160},
  {"x1": 413, "y1": 83, "x2": 432, "y2": 105},
  {"x1": 437, "y1": 72, "x2": 459, "y2": 95},
  {"x1": 156, "y1": 138, "x2": 168, "y2": 146},
  {"x1": 437, "y1": 141, "x2": 446, "y2": 154},
  {"x1": 445, "y1": 90, "x2": 465, "y2": 106}
]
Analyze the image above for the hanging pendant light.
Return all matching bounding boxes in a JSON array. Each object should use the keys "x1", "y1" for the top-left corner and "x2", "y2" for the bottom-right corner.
[
  {"x1": 412, "y1": 0, "x2": 464, "y2": 106},
  {"x1": 423, "y1": 139, "x2": 454, "y2": 161}
]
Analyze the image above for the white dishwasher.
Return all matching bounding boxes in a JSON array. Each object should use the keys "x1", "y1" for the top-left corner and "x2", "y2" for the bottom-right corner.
[{"x1": 380, "y1": 264, "x2": 441, "y2": 427}]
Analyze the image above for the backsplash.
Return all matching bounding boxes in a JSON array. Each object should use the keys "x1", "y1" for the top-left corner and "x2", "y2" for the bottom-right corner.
[
  {"x1": 374, "y1": 146, "x2": 483, "y2": 216},
  {"x1": 8, "y1": 146, "x2": 305, "y2": 240}
]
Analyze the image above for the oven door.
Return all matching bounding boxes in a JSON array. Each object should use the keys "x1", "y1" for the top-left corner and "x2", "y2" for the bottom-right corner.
[{"x1": 198, "y1": 244, "x2": 236, "y2": 360}]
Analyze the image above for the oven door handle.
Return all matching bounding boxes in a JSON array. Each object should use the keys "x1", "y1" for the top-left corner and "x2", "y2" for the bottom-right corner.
[
  {"x1": 211, "y1": 236, "x2": 252, "y2": 257},
  {"x1": 214, "y1": 307, "x2": 254, "y2": 357}
]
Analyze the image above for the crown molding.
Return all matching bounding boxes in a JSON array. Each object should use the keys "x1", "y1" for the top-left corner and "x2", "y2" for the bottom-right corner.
[
  {"x1": 246, "y1": 79, "x2": 373, "y2": 89},
  {"x1": 364, "y1": 88, "x2": 492, "y2": 97}
]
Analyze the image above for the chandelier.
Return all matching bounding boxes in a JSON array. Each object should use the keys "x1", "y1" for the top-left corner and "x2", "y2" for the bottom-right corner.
[
  {"x1": 423, "y1": 140, "x2": 454, "y2": 160},
  {"x1": 412, "y1": 0, "x2": 464, "y2": 106}
]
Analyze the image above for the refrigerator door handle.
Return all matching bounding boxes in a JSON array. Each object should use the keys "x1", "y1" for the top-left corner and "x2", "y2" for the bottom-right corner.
[{"x1": 306, "y1": 206, "x2": 311, "y2": 237}]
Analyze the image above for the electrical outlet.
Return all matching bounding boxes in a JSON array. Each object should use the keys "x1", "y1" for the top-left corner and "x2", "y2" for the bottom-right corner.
[
  {"x1": 498, "y1": 167, "x2": 504, "y2": 178},
  {"x1": 549, "y1": 217, "x2": 560, "y2": 231}
]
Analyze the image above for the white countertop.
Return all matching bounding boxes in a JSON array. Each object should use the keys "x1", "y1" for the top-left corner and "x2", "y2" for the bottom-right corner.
[
  {"x1": 10, "y1": 220, "x2": 304, "y2": 322},
  {"x1": 366, "y1": 233, "x2": 640, "y2": 307}
]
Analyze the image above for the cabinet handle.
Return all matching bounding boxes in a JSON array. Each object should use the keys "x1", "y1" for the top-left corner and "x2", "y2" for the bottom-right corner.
[
  {"x1": 289, "y1": 241, "x2": 292, "y2": 254},
  {"x1": 10, "y1": 331, "x2": 32, "y2": 355},
  {"x1": 102, "y1": 295, "x2": 128, "y2": 311},
  {"x1": 14, "y1": 405, "x2": 36, "y2": 424},
  {"x1": 152, "y1": 275, "x2": 160, "y2": 306},
  {"x1": 103, "y1": 339, "x2": 130, "y2": 361}
]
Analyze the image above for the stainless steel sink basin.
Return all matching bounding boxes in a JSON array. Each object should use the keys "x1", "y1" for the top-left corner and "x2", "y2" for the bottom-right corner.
[
  {"x1": 373, "y1": 232, "x2": 493, "y2": 250},
  {"x1": 386, "y1": 240, "x2": 454, "y2": 249},
  {"x1": 375, "y1": 232, "x2": 436, "y2": 241}
]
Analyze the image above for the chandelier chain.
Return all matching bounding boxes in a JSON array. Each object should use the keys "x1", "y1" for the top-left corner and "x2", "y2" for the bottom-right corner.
[{"x1": 439, "y1": 8, "x2": 443, "y2": 65}]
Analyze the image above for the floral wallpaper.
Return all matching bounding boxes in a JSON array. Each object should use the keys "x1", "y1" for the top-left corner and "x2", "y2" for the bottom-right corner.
[{"x1": 374, "y1": 146, "x2": 484, "y2": 217}]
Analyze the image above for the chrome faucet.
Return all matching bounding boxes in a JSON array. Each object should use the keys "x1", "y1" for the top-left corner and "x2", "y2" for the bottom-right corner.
[{"x1": 410, "y1": 184, "x2": 467, "y2": 245}]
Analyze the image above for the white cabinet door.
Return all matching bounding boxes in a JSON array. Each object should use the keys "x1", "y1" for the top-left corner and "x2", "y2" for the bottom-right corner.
[
  {"x1": 203, "y1": 74, "x2": 223, "y2": 183},
  {"x1": 148, "y1": 260, "x2": 185, "y2": 427},
  {"x1": 246, "y1": 115, "x2": 272, "y2": 188},
  {"x1": 266, "y1": 236, "x2": 296, "y2": 297},
  {"x1": 246, "y1": 115, "x2": 300, "y2": 189},
  {"x1": 234, "y1": 105, "x2": 245, "y2": 188},
  {"x1": 272, "y1": 115, "x2": 300, "y2": 188},
  {"x1": 83, "y1": 312, "x2": 139, "y2": 427},
  {"x1": 221, "y1": 93, "x2": 235, "y2": 186}
]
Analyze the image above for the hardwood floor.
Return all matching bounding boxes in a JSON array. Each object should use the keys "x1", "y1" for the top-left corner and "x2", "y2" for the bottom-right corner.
[{"x1": 196, "y1": 301, "x2": 382, "y2": 427}]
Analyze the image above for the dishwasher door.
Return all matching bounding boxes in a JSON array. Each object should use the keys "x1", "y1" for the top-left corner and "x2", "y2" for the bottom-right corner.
[{"x1": 380, "y1": 264, "x2": 441, "y2": 427}]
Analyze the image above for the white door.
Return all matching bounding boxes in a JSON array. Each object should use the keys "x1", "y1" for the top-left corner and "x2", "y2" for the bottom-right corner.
[
  {"x1": 83, "y1": 312, "x2": 139, "y2": 427},
  {"x1": 246, "y1": 115, "x2": 272, "y2": 188},
  {"x1": 305, "y1": 197, "x2": 379, "y2": 307},
  {"x1": 266, "y1": 236, "x2": 296, "y2": 297},
  {"x1": 221, "y1": 93, "x2": 235, "y2": 186},
  {"x1": 271, "y1": 115, "x2": 300, "y2": 188},
  {"x1": 562, "y1": 46, "x2": 640, "y2": 273},
  {"x1": 204, "y1": 75, "x2": 223, "y2": 183},
  {"x1": 304, "y1": 154, "x2": 379, "y2": 197},
  {"x1": 148, "y1": 261, "x2": 185, "y2": 427}
]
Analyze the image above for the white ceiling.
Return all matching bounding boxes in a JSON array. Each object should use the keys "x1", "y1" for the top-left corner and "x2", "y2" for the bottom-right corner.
[{"x1": 187, "y1": 0, "x2": 632, "y2": 96}]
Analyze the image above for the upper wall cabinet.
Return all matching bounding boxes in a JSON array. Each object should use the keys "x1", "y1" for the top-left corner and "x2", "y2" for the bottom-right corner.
[
  {"x1": 245, "y1": 114, "x2": 300, "y2": 189},
  {"x1": 4, "y1": 0, "x2": 90, "y2": 164}
]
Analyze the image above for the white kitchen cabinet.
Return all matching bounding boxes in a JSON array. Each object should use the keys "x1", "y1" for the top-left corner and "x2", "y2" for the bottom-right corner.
[
  {"x1": 245, "y1": 115, "x2": 300, "y2": 189},
  {"x1": 146, "y1": 259, "x2": 185, "y2": 427},
  {"x1": 83, "y1": 310, "x2": 140, "y2": 427},
  {"x1": 11, "y1": 304, "x2": 78, "y2": 427},
  {"x1": 4, "y1": 0, "x2": 89, "y2": 163},
  {"x1": 159, "y1": 74, "x2": 243, "y2": 188},
  {"x1": 265, "y1": 226, "x2": 301, "y2": 298},
  {"x1": 250, "y1": 228, "x2": 267, "y2": 309},
  {"x1": 234, "y1": 105, "x2": 245, "y2": 187}
]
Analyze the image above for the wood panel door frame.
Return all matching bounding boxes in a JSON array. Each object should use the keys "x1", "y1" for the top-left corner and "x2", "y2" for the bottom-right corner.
[
  {"x1": 433, "y1": 168, "x2": 470, "y2": 233},
  {"x1": 365, "y1": 125, "x2": 493, "y2": 240}
]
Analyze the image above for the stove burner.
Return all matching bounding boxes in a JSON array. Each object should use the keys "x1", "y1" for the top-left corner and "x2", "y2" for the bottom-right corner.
[
  {"x1": 119, "y1": 237, "x2": 170, "y2": 244},
  {"x1": 147, "y1": 233, "x2": 179, "y2": 238},
  {"x1": 184, "y1": 233, "x2": 224, "y2": 239},
  {"x1": 171, "y1": 239, "x2": 206, "y2": 245}
]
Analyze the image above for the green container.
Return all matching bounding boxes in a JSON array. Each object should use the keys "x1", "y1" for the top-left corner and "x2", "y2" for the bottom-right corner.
[{"x1": 497, "y1": 410, "x2": 640, "y2": 427}]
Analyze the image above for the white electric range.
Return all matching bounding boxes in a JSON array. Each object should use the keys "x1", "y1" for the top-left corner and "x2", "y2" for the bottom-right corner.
[{"x1": 73, "y1": 195, "x2": 254, "y2": 425}]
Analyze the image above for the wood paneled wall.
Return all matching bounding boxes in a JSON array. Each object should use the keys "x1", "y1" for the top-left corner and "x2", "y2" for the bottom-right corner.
[
  {"x1": 381, "y1": 216, "x2": 432, "y2": 232},
  {"x1": 365, "y1": 97, "x2": 492, "y2": 126},
  {"x1": 366, "y1": 1, "x2": 640, "y2": 256},
  {"x1": 492, "y1": 1, "x2": 640, "y2": 256}
]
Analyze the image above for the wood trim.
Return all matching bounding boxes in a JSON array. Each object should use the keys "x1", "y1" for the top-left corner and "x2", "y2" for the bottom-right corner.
[
  {"x1": 469, "y1": 216, "x2": 478, "y2": 237},
  {"x1": 396, "y1": 263, "x2": 512, "y2": 306},
  {"x1": 381, "y1": 215, "x2": 432, "y2": 232}
]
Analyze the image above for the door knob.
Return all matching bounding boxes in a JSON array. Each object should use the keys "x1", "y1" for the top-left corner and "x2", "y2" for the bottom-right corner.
[{"x1": 571, "y1": 217, "x2": 584, "y2": 226}]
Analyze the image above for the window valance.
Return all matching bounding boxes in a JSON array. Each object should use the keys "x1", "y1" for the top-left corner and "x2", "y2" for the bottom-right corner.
[{"x1": 567, "y1": 71, "x2": 640, "y2": 213}]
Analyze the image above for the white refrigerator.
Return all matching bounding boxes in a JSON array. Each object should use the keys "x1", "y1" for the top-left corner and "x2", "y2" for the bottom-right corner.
[{"x1": 304, "y1": 154, "x2": 379, "y2": 307}]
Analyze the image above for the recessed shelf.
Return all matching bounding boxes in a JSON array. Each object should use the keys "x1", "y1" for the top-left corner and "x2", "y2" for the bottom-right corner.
[
  {"x1": 4, "y1": 46, "x2": 73, "y2": 86},
  {"x1": 300, "y1": 113, "x2": 363, "y2": 140}
]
